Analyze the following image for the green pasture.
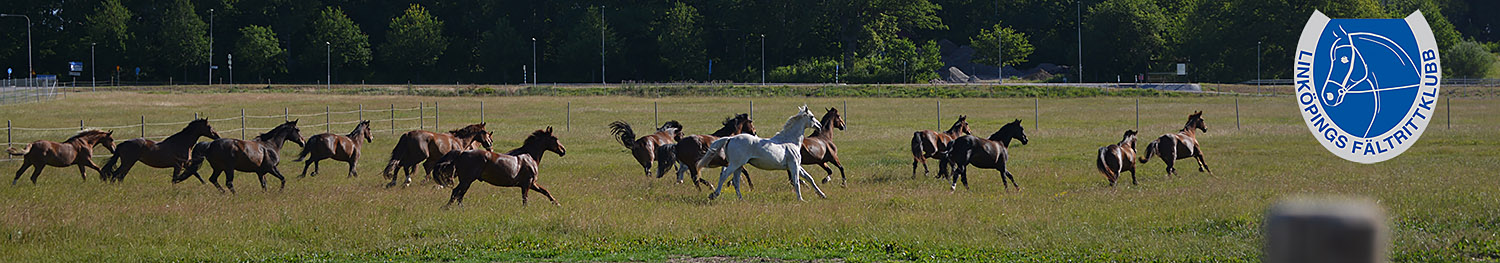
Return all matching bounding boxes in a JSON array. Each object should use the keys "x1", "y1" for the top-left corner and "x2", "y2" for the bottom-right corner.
[{"x1": 0, "y1": 91, "x2": 1496, "y2": 262}]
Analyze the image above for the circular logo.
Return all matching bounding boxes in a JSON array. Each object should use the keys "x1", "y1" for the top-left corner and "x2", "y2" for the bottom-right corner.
[{"x1": 1294, "y1": 11, "x2": 1441, "y2": 164}]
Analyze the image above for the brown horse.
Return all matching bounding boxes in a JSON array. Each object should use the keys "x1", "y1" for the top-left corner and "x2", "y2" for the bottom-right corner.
[
  {"x1": 1096, "y1": 130, "x2": 1139, "y2": 186},
  {"x1": 671, "y1": 114, "x2": 756, "y2": 190},
  {"x1": 942, "y1": 119, "x2": 1029, "y2": 191},
  {"x1": 432, "y1": 127, "x2": 566, "y2": 208},
  {"x1": 294, "y1": 120, "x2": 373, "y2": 178},
  {"x1": 609, "y1": 120, "x2": 683, "y2": 177},
  {"x1": 1141, "y1": 111, "x2": 1212, "y2": 177},
  {"x1": 101, "y1": 119, "x2": 220, "y2": 182},
  {"x1": 802, "y1": 108, "x2": 848, "y2": 185},
  {"x1": 382, "y1": 123, "x2": 492, "y2": 188},
  {"x1": 911, "y1": 116, "x2": 972, "y2": 178},
  {"x1": 7, "y1": 129, "x2": 116, "y2": 184},
  {"x1": 193, "y1": 120, "x2": 305, "y2": 193}
]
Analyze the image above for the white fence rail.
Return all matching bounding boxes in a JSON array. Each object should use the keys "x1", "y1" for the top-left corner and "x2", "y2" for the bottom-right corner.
[{"x1": 0, "y1": 78, "x2": 61, "y2": 105}]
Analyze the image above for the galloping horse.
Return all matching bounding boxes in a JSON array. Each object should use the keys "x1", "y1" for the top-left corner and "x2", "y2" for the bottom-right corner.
[
  {"x1": 801, "y1": 108, "x2": 848, "y2": 185},
  {"x1": 194, "y1": 120, "x2": 305, "y2": 193},
  {"x1": 295, "y1": 120, "x2": 373, "y2": 178},
  {"x1": 1140, "y1": 111, "x2": 1212, "y2": 177},
  {"x1": 381, "y1": 123, "x2": 492, "y2": 188},
  {"x1": 1095, "y1": 130, "x2": 1139, "y2": 186},
  {"x1": 432, "y1": 127, "x2": 566, "y2": 208},
  {"x1": 608, "y1": 120, "x2": 682, "y2": 177},
  {"x1": 7, "y1": 129, "x2": 116, "y2": 184},
  {"x1": 672, "y1": 114, "x2": 756, "y2": 190},
  {"x1": 102, "y1": 119, "x2": 221, "y2": 182},
  {"x1": 699, "y1": 106, "x2": 824, "y2": 201},
  {"x1": 911, "y1": 116, "x2": 972, "y2": 178},
  {"x1": 942, "y1": 119, "x2": 1029, "y2": 191}
]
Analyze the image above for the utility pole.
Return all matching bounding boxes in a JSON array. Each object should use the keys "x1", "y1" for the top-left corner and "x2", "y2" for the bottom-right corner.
[
  {"x1": 208, "y1": 9, "x2": 214, "y2": 85},
  {"x1": 532, "y1": 38, "x2": 538, "y2": 85},
  {"x1": 91, "y1": 43, "x2": 96, "y2": 91},
  {"x1": 600, "y1": 6, "x2": 607, "y2": 84},
  {"x1": 760, "y1": 34, "x2": 766, "y2": 85},
  {"x1": 326, "y1": 42, "x2": 331, "y2": 90},
  {"x1": 1075, "y1": 0, "x2": 1083, "y2": 83}
]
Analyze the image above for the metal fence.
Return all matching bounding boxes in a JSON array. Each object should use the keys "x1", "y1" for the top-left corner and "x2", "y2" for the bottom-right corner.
[{"x1": 0, "y1": 78, "x2": 60, "y2": 105}]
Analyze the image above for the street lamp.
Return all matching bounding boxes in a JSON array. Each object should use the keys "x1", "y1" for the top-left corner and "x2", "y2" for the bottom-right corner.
[
  {"x1": 760, "y1": 34, "x2": 766, "y2": 85},
  {"x1": 208, "y1": 9, "x2": 214, "y2": 85},
  {"x1": 91, "y1": 43, "x2": 96, "y2": 91},
  {"x1": 0, "y1": 14, "x2": 31, "y2": 86},
  {"x1": 1075, "y1": 0, "x2": 1083, "y2": 83},
  {"x1": 326, "y1": 41, "x2": 331, "y2": 90},
  {"x1": 600, "y1": 6, "x2": 606, "y2": 84},
  {"x1": 531, "y1": 37, "x2": 537, "y2": 86},
  {"x1": 1256, "y1": 41, "x2": 1262, "y2": 94}
]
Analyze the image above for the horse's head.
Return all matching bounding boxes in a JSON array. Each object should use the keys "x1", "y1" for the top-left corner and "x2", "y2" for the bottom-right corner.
[
  {"x1": 733, "y1": 113, "x2": 756, "y2": 135},
  {"x1": 358, "y1": 120, "x2": 373, "y2": 143},
  {"x1": 100, "y1": 130, "x2": 117, "y2": 154},
  {"x1": 477, "y1": 131, "x2": 494, "y2": 150},
  {"x1": 824, "y1": 108, "x2": 846, "y2": 131},
  {"x1": 452, "y1": 123, "x2": 492, "y2": 150},
  {"x1": 951, "y1": 115, "x2": 972, "y2": 135},
  {"x1": 797, "y1": 105, "x2": 822, "y2": 131},
  {"x1": 1121, "y1": 129, "x2": 1137, "y2": 146},
  {"x1": 188, "y1": 118, "x2": 221, "y2": 139},
  {"x1": 273, "y1": 120, "x2": 306, "y2": 147},
  {"x1": 1188, "y1": 111, "x2": 1207, "y2": 133},
  {"x1": 527, "y1": 127, "x2": 566, "y2": 157},
  {"x1": 990, "y1": 119, "x2": 1028, "y2": 146},
  {"x1": 1322, "y1": 26, "x2": 1369, "y2": 107}
]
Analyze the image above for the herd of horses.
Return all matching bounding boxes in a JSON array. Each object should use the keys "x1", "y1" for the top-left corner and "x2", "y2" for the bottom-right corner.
[{"x1": 4, "y1": 104, "x2": 1214, "y2": 206}]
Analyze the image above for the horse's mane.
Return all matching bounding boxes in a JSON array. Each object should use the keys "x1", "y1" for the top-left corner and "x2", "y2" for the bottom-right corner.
[
  {"x1": 808, "y1": 109, "x2": 837, "y2": 138},
  {"x1": 770, "y1": 109, "x2": 814, "y2": 141},
  {"x1": 449, "y1": 123, "x2": 487, "y2": 138},
  {"x1": 988, "y1": 120, "x2": 1022, "y2": 141},
  {"x1": 506, "y1": 129, "x2": 554, "y2": 156},
  {"x1": 658, "y1": 120, "x2": 683, "y2": 133},
  {"x1": 348, "y1": 121, "x2": 371, "y2": 137},
  {"x1": 257, "y1": 122, "x2": 298, "y2": 141},
  {"x1": 710, "y1": 114, "x2": 747, "y2": 136},
  {"x1": 1179, "y1": 112, "x2": 1203, "y2": 132},
  {"x1": 165, "y1": 119, "x2": 212, "y2": 141},
  {"x1": 945, "y1": 116, "x2": 968, "y2": 134},
  {"x1": 65, "y1": 129, "x2": 109, "y2": 142}
]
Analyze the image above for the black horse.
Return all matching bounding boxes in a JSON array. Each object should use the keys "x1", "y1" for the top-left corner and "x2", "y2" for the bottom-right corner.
[
  {"x1": 941, "y1": 119, "x2": 1029, "y2": 191},
  {"x1": 183, "y1": 120, "x2": 305, "y2": 193}
]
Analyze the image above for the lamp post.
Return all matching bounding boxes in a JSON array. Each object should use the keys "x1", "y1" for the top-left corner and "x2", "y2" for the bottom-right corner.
[
  {"x1": 91, "y1": 43, "x2": 96, "y2": 91},
  {"x1": 208, "y1": 9, "x2": 214, "y2": 85},
  {"x1": 326, "y1": 41, "x2": 331, "y2": 90},
  {"x1": 531, "y1": 37, "x2": 537, "y2": 85},
  {"x1": 1075, "y1": 0, "x2": 1083, "y2": 83},
  {"x1": 1257, "y1": 41, "x2": 1262, "y2": 94},
  {"x1": 0, "y1": 14, "x2": 31, "y2": 86},
  {"x1": 760, "y1": 34, "x2": 766, "y2": 85},
  {"x1": 600, "y1": 6, "x2": 606, "y2": 84}
]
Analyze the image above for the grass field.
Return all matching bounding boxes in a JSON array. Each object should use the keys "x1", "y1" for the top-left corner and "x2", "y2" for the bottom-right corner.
[{"x1": 0, "y1": 90, "x2": 1496, "y2": 262}]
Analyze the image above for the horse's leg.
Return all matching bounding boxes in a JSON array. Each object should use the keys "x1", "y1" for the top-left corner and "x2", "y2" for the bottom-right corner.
[
  {"x1": 13, "y1": 163, "x2": 31, "y2": 185},
  {"x1": 530, "y1": 182, "x2": 560, "y2": 206},
  {"x1": 82, "y1": 160, "x2": 104, "y2": 181},
  {"x1": 347, "y1": 160, "x2": 358, "y2": 178},
  {"x1": 1004, "y1": 169, "x2": 1021, "y2": 191},
  {"x1": 520, "y1": 185, "x2": 530, "y2": 206},
  {"x1": 209, "y1": 169, "x2": 225, "y2": 193},
  {"x1": 270, "y1": 169, "x2": 287, "y2": 191},
  {"x1": 298, "y1": 160, "x2": 313, "y2": 178},
  {"x1": 312, "y1": 160, "x2": 321, "y2": 177},
  {"x1": 708, "y1": 162, "x2": 744, "y2": 200},
  {"x1": 77, "y1": 164, "x2": 88, "y2": 181},
  {"x1": 443, "y1": 177, "x2": 474, "y2": 209},
  {"x1": 817, "y1": 163, "x2": 834, "y2": 183},
  {"x1": 739, "y1": 168, "x2": 754, "y2": 190},
  {"x1": 1128, "y1": 167, "x2": 1138, "y2": 185},
  {"x1": 1194, "y1": 150, "x2": 1213, "y2": 175},
  {"x1": 385, "y1": 164, "x2": 406, "y2": 188},
  {"x1": 224, "y1": 170, "x2": 237, "y2": 194},
  {"x1": 256, "y1": 172, "x2": 269, "y2": 191},
  {"x1": 798, "y1": 168, "x2": 827, "y2": 199},
  {"x1": 113, "y1": 157, "x2": 139, "y2": 182},
  {"x1": 1162, "y1": 145, "x2": 1177, "y2": 177},
  {"x1": 787, "y1": 168, "x2": 803, "y2": 201},
  {"x1": 832, "y1": 156, "x2": 848, "y2": 186},
  {"x1": 27, "y1": 165, "x2": 44, "y2": 184}
]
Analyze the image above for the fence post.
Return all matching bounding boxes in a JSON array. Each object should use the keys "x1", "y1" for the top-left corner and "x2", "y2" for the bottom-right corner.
[
  {"x1": 240, "y1": 109, "x2": 246, "y2": 140},
  {"x1": 390, "y1": 104, "x2": 395, "y2": 134},
  {"x1": 1446, "y1": 96, "x2": 1451, "y2": 130},
  {"x1": 843, "y1": 100, "x2": 848, "y2": 129},
  {"x1": 566, "y1": 101, "x2": 571, "y2": 131},
  {"x1": 195, "y1": 112, "x2": 199, "y2": 120},
  {"x1": 749, "y1": 101, "x2": 753, "y2": 119},
  {"x1": 80, "y1": 120, "x2": 85, "y2": 130},
  {"x1": 6, "y1": 120, "x2": 10, "y2": 150},
  {"x1": 479, "y1": 101, "x2": 484, "y2": 123},
  {"x1": 654, "y1": 101, "x2": 659, "y2": 127},
  {"x1": 1235, "y1": 97, "x2": 1241, "y2": 130},
  {"x1": 434, "y1": 102, "x2": 440, "y2": 129},
  {"x1": 284, "y1": 107, "x2": 289, "y2": 122},
  {"x1": 326, "y1": 105, "x2": 331, "y2": 133},
  {"x1": 936, "y1": 100, "x2": 941, "y2": 130},
  {"x1": 359, "y1": 104, "x2": 363, "y2": 121},
  {"x1": 419, "y1": 102, "x2": 425, "y2": 130},
  {"x1": 1135, "y1": 98, "x2": 1140, "y2": 131},
  {"x1": 1034, "y1": 97, "x2": 1039, "y2": 130},
  {"x1": 140, "y1": 116, "x2": 145, "y2": 138}
]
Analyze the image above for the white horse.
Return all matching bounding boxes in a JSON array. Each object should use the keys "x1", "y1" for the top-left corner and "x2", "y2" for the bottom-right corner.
[{"x1": 699, "y1": 105, "x2": 825, "y2": 201}]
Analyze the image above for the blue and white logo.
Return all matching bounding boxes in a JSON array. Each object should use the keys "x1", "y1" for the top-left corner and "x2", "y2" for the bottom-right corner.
[{"x1": 1295, "y1": 11, "x2": 1441, "y2": 164}]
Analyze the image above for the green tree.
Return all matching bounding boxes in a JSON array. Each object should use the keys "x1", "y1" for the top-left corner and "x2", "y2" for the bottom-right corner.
[
  {"x1": 156, "y1": 0, "x2": 210, "y2": 80},
  {"x1": 559, "y1": 6, "x2": 619, "y2": 82},
  {"x1": 654, "y1": 2, "x2": 708, "y2": 81},
  {"x1": 307, "y1": 7, "x2": 371, "y2": 70},
  {"x1": 235, "y1": 25, "x2": 286, "y2": 78},
  {"x1": 969, "y1": 23, "x2": 1035, "y2": 67},
  {"x1": 85, "y1": 0, "x2": 132, "y2": 62},
  {"x1": 379, "y1": 4, "x2": 448, "y2": 77},
  {"x1": 1445, "y1": 40, "x2": 1497, "y2": 78},
  {"x1": 479, "y1": 17, "x2": 525, "y2": 83},
  {"x1": 1085, "y1": 0, "x2": 1169, "y2": 78}
]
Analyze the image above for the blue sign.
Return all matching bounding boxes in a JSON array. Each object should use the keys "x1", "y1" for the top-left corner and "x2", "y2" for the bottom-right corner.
[{"x1": 1295, "y1": 10, "x2": 1441, "y2": 164}]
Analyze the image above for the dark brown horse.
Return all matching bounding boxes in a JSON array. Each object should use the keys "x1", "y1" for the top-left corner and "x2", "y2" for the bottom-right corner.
[
  {"x1": 671, "y1": 114, "x2": 756, "y2": 190},
  {"x1": 7, "y1": 129, "x2": 116, "y2": 184},
  {"x1": 382, "y1": 123, "x2": 492, "y2": 188},
  {"x1": 942, "y1": 119, "x2": 1029, "y2": 191},
  {"x1": 802, "y1": 108, "x2": 848, "y2": 185},
  {"x1": 609, "y1": 120, "x2": 682, "y2": 177},
  {"x1": 432, "y1": 127, "x2": 566, "y2": 208},
  {"x1": 294, "y1": 120, "x2": 373, "y2": 178},
  {"x1": 1096, "y1": 130, "x2": 1139, "y2": 186},
  {"x1": 101, "y1": 119, "x2": 221, "y2": 182},
  {"x1": 194, "y1": 120, "x2": 305, "y2": 193},
  {"x1": 911, "y1": 116, "x2": 971, "y2": 178},
  {"x1": 1141, "y1": 111, "x2": 1212, "y2": 177}
]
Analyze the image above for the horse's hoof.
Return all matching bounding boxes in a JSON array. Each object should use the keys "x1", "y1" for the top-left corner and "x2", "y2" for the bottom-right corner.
[{"x1": 821, "y1": 177, "x2": 830, "y2": 183}]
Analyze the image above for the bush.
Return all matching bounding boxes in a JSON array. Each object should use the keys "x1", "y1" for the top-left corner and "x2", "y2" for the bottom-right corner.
[{"x1": 1445, "y1": 40, "x2": 1498, "y2": 78}]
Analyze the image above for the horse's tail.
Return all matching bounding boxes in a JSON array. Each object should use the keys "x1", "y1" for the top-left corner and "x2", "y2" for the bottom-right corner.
[
  {"x1": 5, "y1": 144, "x2": 29, "y2": 156},
  {"x1": 655, "y1": 143, "x2": 677, "y2": 178},
  {"x1": 174, "y1": 142, "x2": 211, "y2": 183},
  {"x1": 292, "y1": 136, "x2": 320, "y2": 162},
  {"x1": 608, "y1": 121, "x2": 637, "y2": 150},
  {"x1": 100, "y1": 154, "x2": 120, "y2": 180},
  {"x1": 430, "y1": 150, "x2": 464, "y2": 187},
  {"x1": 382, "y1": 134, "x2": 415, "y2": 180},
  {"x1": 1140, "y1": 139, "x2": 1159, "y2": 163},
  {"x1": 1096, "y1": 146, "x2": 1111, "y2": 176},
  {"x1": 910, "y1": 132, "x2": 925, "y2": 160},
  {"x1": 697, "y1": 137, "x2": 731, "y2": 168}
]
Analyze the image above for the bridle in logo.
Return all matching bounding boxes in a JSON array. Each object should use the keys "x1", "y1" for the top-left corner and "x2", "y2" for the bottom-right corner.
[{"x1": 1295, "y1": 10, "x2": 1441, "y2": 164}]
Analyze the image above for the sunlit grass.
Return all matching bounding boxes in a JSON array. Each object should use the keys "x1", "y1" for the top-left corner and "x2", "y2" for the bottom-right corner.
[{"x1": 0, "y1": 91, "x2": 1495, "y2": 262}]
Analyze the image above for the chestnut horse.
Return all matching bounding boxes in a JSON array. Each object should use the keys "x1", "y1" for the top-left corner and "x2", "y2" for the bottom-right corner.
[
  {"x1": 294, "y1": 120, "x2": 373, "y2": 178},
  {"x1": 608, "y1": 120, "x2": 682, "y2": 177},
  {"x1": 802, "y1": 108, "x2": 848, "y2": 185},
  {"x1": 911, "y1": 116, "x2": 971, "y2": 178},
  {"x1": 1141, "y1": 111, "x2": 1212, "y2": 177},
  {"x1": 432, "y1": 127, "x2": 566, "y2": 208},
  {"x1": 942, "y1": 119, "x2": 1029, "y2": 191},
  {"x1": 194, "y1": 120, "x2": 306, "y2": 193},
  {"x1": 671, "y1": 114, "x2": 756, "y2": 190},
  {"x1": 1096, "y1": 130, "x2": 1139, "y2": 186},
  {"x1": 7, "y1": 129, "x2": 116, "y2": 184},
  {"x1": 101, "y1": 119, "x2": 221, "y2": 182},
  {"x1": 381, "y1": 123, "x2": 492, "y2": 188}
]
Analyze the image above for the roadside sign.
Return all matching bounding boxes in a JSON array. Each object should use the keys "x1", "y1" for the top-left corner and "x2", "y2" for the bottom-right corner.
[{"x1": 69, "y1": 62, "x2": 84, "y2": 72}]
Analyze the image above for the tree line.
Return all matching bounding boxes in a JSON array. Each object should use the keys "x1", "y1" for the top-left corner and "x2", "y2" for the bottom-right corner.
[{"x1": 0, "y1": 0, "x2": 1494, "y2": 85}]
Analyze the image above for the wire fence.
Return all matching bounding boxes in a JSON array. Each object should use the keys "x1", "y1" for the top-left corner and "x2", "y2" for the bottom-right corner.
[
  {"x1": 0, "y1": 78, "x2": 62, "y2": 105},
  {"x1": 3, "y1": 103, "x2": 441, "y2": 162}
]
